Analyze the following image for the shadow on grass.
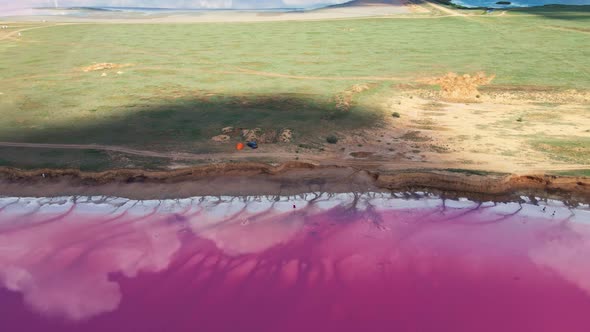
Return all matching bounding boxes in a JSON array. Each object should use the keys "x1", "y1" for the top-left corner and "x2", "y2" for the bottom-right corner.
[
  {"x1": 0, "y1": 92, "x2": 383, "y2": 153},
  {"x1": 0, "y1": 147, "x2": 172, "y2": 171}
]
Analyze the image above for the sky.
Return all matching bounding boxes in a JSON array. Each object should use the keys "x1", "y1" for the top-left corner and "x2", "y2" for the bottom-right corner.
[{"x1": 0, "y1": 0, "x2": 351, "y2": 9}]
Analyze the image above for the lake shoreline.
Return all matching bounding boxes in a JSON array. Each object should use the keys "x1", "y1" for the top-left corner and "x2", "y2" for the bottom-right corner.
[{"x1": 0, "y1": 163, "x2": 588, "y2": 203}]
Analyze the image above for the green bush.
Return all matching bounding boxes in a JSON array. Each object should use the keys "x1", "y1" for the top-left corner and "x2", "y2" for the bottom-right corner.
[
  {"x1": 392, "y1": 112, "x2": 401, "y2": 118},
  {"x1": 326, "y1": 135, "x2": 339, "y2": 144}
]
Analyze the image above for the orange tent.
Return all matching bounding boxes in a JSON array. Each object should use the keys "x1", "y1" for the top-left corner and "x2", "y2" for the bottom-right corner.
[{"x1": 236, "y1": 142, "x2": 245, "y2": 150}]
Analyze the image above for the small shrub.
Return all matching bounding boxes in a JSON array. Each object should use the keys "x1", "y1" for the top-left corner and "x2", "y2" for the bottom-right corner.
[
  {"x1": 190, "y1": 128, "x2": 202, "y2": 139},
  {"x1": 392, "y1": 112, "x2": 401, "y2": 118},
  {"x1": 326, "y1": 135, "x2": 339, "y2": 144},
  {"x1": 516, "y1": 117, "x2": 523, "y2": 122}
]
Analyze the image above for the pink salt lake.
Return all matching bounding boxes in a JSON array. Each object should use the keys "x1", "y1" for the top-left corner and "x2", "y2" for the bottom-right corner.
[{"x1": 0, "y1": 192, "x2": 589, "y2": 332}]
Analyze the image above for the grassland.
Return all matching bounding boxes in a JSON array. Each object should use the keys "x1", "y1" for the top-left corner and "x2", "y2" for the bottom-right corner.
[
  {"x1": 0, "y1": 4, "x2": 589, "y2": 173},
  {"x1": 0, "y1": 147, "x2": 170, "y2": 171}
]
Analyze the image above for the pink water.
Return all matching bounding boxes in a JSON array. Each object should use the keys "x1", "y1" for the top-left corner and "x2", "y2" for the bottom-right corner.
[{"x1": 1, "y1": 193, "x2": 590, "y2": 331}]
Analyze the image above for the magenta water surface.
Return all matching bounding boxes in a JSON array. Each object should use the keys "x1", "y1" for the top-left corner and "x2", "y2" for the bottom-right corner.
[{"x1": 1, "y1": 193, "x2": 589, "y2": 331}]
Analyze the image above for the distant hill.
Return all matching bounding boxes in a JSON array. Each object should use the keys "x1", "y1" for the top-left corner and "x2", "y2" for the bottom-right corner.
[
  {"x1": 34, "y1": 7, "x2": 118, "y2": 12},
  {"x1": 325, "y1": 0, "x2": 406, "y2": 8}
]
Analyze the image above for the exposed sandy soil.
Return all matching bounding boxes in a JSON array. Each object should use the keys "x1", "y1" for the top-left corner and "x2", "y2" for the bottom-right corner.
[
  {"x1": 323, "y1": 87, "x2": 590, "y2": 174},
  {"x1": 425, "y1": 72, "x2": 495, "y2": 102}
]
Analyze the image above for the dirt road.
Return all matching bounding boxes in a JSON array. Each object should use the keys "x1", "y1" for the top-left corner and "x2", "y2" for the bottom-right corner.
[
  {"x1": 214, "y1": 67, "x2": 405, "y2": 81},
  {"x1": 1, "y1": 141, "x2": 588, "y2": 174},
  {"x1": 0, "y1": 141, "x2": 302, "y2": 161},
  {"x1": 0, "y1": 23, "x2": 77, "y2": 41}
]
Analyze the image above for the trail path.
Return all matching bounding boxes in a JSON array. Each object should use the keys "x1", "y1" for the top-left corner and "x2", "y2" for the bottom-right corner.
[
  {"x1": 1, "y1": 65, "x2": 406, "y2": 84},
  {"x1": 214, "y1": 67, "x2": 405, "y2": 81},
  {"x1": 0, "y1": 141, "x2": 587, "y2": 173},
  {"x1": 540, "y1": 25, "x2": 590, "y2": 35},
  {"x1": 0, "y1": 142, "x2": 212, "y2": 160},
  {"x1": 0, "y1": 141, "x2": 297, "y2": 161},
  {"x1": 0, "y1": 23, "x2": 76, "y2": 41}
]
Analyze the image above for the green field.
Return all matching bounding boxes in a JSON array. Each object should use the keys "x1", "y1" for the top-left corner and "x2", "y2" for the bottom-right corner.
[{"x1": 0, "y1": 5, "x2": 589, "y2": 170}]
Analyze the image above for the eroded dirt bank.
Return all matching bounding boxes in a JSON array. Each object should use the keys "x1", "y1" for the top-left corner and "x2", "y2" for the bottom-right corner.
[{"x1": 0, "y1": 162, "x2": 588, "y2": 203}]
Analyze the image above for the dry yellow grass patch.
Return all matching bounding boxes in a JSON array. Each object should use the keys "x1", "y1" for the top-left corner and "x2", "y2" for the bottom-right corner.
[{"x1": 427, "y1": 72, "x2": 495, "y2": 102}]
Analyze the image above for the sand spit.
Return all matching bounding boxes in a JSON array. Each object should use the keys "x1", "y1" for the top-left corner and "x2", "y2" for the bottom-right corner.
[{"x1": 0, "y1": 162, "x2": 588, "y2": 203}]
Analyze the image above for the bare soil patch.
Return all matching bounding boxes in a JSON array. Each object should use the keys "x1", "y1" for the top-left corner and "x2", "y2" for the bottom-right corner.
[
  {"x1": 211, "y1": 135, "x2": 230, "y2": 142},
  {"x1": 381, "y1": 89, "x2": 590, "y2": 173},
  {"x1": 81, "y1": 63, "x2": 132, "y2": 72},
  {"x1": 210, "y1": 127, "x2": 293, "y2": 144},
  {"x1": 280, "y1": 129, "x2": 293, "y2": 143},
  {"x1": 426, "y1": 72, "x2": 495, "y2": 102},
  {"x1": 481, "y1": 87, "x2": 590, "y2": 104},
  {"x1": 350, "y1": 151, "x2": 374, "y2": 158},
  {"x1": 400, "y1": 130, "x2": 432, "y2": 142}
]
